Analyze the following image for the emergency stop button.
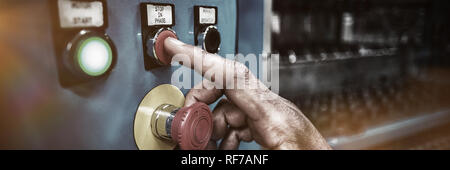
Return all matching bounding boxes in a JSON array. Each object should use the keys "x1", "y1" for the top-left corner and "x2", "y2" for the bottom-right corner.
[
  {"x1": 171, "y1": 102, "x2": 213, "y2": 150},
  {"x1": 146, "y1": 28, "x2": 178, "y2": 65},
  {"x1": 134, "y1": 84, "x2": 213, "y2": 150},
  {"x1": 149, "y1": 102, "x2": 213, "y2": 150}
]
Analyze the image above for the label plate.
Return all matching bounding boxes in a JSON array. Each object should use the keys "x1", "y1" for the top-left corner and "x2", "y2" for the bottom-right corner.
[
  {"x1": 199, "y1": 7, "x2": 216, "y2": 24},
  {"x1": 147, "y1": 4, "x2": 173, "y2": 26},
  {"x1": 58, "y1": 0, "x2": 104, "y2": 28}
]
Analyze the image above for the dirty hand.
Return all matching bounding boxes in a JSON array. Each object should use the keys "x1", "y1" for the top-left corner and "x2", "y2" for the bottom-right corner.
[{"x1": 164, "y1": 37, "x2": 331, "y2": 150}]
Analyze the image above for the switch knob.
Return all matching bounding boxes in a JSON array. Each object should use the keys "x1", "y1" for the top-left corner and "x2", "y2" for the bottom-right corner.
[
  {"x1": 146, "y1": 28, "x2": 178, "y2": 66},
  {"x1": 151, "y1": 102, "x2": 213, "y2": 150},
  {"x1": 197, "y1": 26, "x2": 221, "y2": 53},
  {"x1": 172, "y1": 102, "x2": 213, "y2": 150}
]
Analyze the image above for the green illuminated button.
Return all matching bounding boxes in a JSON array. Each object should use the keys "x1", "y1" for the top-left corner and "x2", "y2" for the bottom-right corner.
[{"x1": 75, "y1": 37, "x2": 113, "y2": 77}]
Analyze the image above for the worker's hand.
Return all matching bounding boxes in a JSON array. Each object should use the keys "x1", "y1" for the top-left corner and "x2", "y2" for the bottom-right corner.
[{"x1": 164, "y1": 37, "x2": 331, "y2": 150}]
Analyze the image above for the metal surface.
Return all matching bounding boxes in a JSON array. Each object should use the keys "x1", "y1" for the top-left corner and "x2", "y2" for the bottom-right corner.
[
  {"x1": 151, "y1": 104, "x2": 178, "y2": 140},
  {"x1": 134, "y1": 84, "x2": 184, "y2": 150}
]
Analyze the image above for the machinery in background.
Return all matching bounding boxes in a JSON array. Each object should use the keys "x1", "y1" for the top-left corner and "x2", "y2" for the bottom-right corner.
[{"x1": 268, "y1": 0, "x2": 450, "y2": 149}]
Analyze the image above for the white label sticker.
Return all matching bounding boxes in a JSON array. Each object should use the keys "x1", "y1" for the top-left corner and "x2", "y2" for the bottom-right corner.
[
  {"x1": 199, "y1": 7, "x2": 216, "y2": 24},
  {"x1": 147, "y1": 4, "x2": 173, "y2": 26},
  {"x1": 58, "y1": 0, "x2": 104, "y2": 28}
]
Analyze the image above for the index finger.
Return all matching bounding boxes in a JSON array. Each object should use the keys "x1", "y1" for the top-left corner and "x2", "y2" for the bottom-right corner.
[
  {"x1": 164, "y1": 37, "x2": 227, "y2": 80},
  {"x1": 164, "y1": 37, "x2": 272, "y2": 120}
]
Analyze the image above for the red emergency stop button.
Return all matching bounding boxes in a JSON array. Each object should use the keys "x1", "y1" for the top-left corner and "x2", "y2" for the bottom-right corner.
[{"x1": 171, "y1": 102, "x2": 213, "y2": 150}]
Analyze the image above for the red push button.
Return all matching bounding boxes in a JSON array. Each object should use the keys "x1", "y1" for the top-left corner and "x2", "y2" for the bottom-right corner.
[
  {"x1": 171, "y1": 102, "x2": 213, "y2": 150},
  {"x1": 154, "y1": 29, "x2": 177, "y2": 65},
  {"x1": 146, "y1": 28, "x2": 178, "y2": 66}
]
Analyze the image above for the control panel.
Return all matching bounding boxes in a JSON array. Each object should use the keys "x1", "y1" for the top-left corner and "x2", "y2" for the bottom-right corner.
[
  {"x1": 51, "y1": 0, "x2": 236, "y2": 85},
  {"x1": 0, "y1": 0, "x2": 237, "y2": 149}
]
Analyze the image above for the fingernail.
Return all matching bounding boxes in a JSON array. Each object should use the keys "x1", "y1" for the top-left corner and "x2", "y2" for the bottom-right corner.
[{"x1": 165, "y1": 37, "x2": 185, "y2": 46}]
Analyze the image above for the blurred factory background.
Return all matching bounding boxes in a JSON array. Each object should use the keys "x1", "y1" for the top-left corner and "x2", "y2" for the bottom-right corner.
[
  {"x1": 0, "y1": 0, "x2": 449, "y2": 150},
  {"x1": 268, "y1": 0, "x2": 450, "y2": 149}
]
